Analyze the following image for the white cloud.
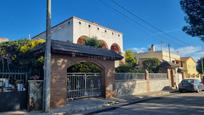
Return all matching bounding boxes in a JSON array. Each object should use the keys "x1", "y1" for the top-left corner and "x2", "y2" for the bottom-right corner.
[
  {"x1": 173, "y1": 46, "x2": 202, "y2": 56},
  {"x1": 170, "y1": 46, "x2": 203, "y2": 60},
  {"x1": 130, "y1": 45, "x2": 204, "y2": 61},
  {"x1": 131, "y1": 47, "x2": 147, "y2": 53}
]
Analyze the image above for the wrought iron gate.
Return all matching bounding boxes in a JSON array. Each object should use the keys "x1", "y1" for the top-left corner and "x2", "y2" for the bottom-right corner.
[
  {"x1": 0, "y1": 72, "x2": 28, "y2": 112},
  {"x1": 0, "y1": 58, "x2": 28, "y2": 112},
  {"x1": 67, "y1": 73, "x2": 103, "y2": 100}
]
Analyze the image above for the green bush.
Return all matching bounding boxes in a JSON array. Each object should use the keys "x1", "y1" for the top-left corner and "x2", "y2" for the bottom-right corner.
[{"x1": 67, "y1": 62, "x2": 101, "y2": 73}]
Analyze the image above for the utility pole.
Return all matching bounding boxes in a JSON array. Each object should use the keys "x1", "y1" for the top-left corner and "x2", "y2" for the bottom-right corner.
[
  {"x1": 43, "y1": 0, "x2": 52, "y2": 112},
  {"x1": 201, "y1": 57, "x2": 204, "y2": 74},
  {"x1": 168, "y1": 44, "x2": 171, "y2": 62},
  {"x1": 160, "y1": 41, "x2": 163, "y2": 51}
]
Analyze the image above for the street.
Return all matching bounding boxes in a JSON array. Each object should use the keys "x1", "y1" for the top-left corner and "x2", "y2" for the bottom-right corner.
[{"x1": 95, "y1": 92, "x2": 204, "y2": 115}]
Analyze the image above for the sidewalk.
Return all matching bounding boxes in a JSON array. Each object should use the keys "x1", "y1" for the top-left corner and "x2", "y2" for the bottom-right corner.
[
  {"x1": 54, "y1": 91, "x2": 173, "y2": 115},
  {"x1": 83, "y1": 91, "x2": 174, "y2": 115},
  {"x1": 1, "y1": 91, "x2": 174, "y2": 115}
]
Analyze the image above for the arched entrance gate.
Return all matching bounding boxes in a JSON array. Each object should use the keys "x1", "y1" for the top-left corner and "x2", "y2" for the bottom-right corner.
[
  {"x1": 67, "y1": 62, "x2": 104, "y2": 100},
  {"x1": 32, "y1": 40, "x2": 123, "y2": 108}
]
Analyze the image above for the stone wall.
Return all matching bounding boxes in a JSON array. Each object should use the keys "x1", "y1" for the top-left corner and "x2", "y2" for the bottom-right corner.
[
  {"x1": 115, "y1": 75, "x2": 171, "y2": 97},
  {"x1": 51, "y1": 54, "x2": 115, "y2": 108}
]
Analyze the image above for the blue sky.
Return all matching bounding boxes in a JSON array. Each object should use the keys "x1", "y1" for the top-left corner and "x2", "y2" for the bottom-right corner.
[{"x1": 0, "y1": 0, "x2": 203, "y2": 60}]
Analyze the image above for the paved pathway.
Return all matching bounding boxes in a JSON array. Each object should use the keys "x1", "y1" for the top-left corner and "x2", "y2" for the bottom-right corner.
[{"x1": 95, "y1": 92, "x2": 204, "y2": 115}]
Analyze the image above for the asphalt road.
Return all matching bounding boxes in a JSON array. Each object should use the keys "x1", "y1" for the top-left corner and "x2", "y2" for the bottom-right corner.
[{"x1": 95, "y1": 92, "x2": 204, "y2": 115}]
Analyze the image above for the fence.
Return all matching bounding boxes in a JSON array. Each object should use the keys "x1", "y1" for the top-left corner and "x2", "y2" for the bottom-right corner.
[
  {"x1": 115, "y1": 72, "x2": 170, "y2": 97},
  {"x1": 0, "y1": 58, "x2": 28, "y2": 112},
  {"x1": 149, "y1": 73, "x2": 168, "y2": 80},
  {"x1": 115, "y1": 73, "x2": 145, "y2": 81},
  {"x1": 115, "y1": 72, "x2": 168, "y2": 81}
]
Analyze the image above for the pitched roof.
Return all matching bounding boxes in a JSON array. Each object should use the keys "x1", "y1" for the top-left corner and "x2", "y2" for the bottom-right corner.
[
  {"x1": 181, "y1": 57, "x2": 196, "y2": 63},
  {"x1": 33, "y1": 40, "x2": 123, "y2": 60},
  {"x1": 0, "y1": 38, "x2": 9, "y2": 42}
]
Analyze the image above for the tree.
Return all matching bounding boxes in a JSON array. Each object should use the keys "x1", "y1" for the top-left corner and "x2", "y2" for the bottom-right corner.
[
  {"x1": 85, "y1": 37, "x2": 101, "y2": 48},
  {"x1": 115, "y1": 50, "x2": 145, "y2": 73},
  {"x1": 197, "y1": 58, "x2": 204, "y2": 74},
  {"x1": 142, "y1": 58, "x2": 160, "y2": 73},
  {"x1": 115, "y1": 64, "x2": 144, "y2": 73},
  {"x1": 67, "y1": 62, "x2": 101, "y2": 73},
  {"x1": 0, "y1": 39, "x2": 45, "y2": 77},
  {"x1": 180, "y1": 0, "x2": 204, "y2": 41},
  {"x1": 124, "y1": 50, "x2": 137, "y2": 66},
  {"x1": 115, "y1": 64, "x2": 133, "y2": 73}
]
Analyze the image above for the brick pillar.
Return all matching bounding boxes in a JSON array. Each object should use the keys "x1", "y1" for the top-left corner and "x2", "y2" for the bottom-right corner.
[
  {"x1": 104, "y1": 63, "x2": 115, "y2": 98},
  {"x1": 145, "y1": 69, "x2": 149, "y2": 80},
  {"x1": 167, "y1": 69, "x2": 171, "y2": 79},
  {"x1": 145, "y1": 70, "x2": 150, "y2": 93},
  {"x1": 50, "y1": 55, "x2": 67, "y2": 108}
]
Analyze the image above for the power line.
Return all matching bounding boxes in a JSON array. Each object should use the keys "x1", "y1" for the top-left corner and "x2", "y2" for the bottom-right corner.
[
  {"x1": 98, "y1": 0, "x2": 191, "y2": 46},
  {"x1": 97, "y1": 0, "x2": 175, "y2": 45},
  {"x1": 97, "y1": 0, "x2": 156, "y2": 34},
  {"x1": 110, "y1": 0, "x2": 192, "y2": 46}
]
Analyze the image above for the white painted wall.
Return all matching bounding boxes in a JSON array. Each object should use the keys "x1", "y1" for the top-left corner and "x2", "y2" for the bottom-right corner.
[
  {"x1": 72, "y1": 17, "x2": 123, "y2": 51},
  {"x1": 32, "y1": 16, "x2": 123, "y2": 52}
]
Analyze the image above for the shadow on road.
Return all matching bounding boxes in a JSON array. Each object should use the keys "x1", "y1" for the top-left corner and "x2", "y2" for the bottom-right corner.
[{"x1": 95, "y1": 93, "x2": 204, "y2": 115}]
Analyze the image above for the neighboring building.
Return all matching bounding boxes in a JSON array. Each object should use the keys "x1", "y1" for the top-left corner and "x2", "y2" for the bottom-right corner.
[
  {"x1": 32, "y1": 16, "x2": 123, "y2": 53},
  {"x1": 136, "y1": 45, "x2": 183, "y2": 88},
  {"x1": 0, "y1": 38, "x2": 9, "y2": 43},
  {"x1": 181, "y1": 57, "x2": 199, "y2": 78},
  {"x1": 137, "y1": 45, "x2": 181, "y2": 65}
]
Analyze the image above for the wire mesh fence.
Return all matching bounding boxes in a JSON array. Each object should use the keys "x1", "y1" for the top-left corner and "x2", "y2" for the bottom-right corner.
[
  {"x1": 149, "y1": 73, "x2": 168, "y2": 79},
  {"x1": 115, "y1": 73, "x2": 145, "y2": 81}
]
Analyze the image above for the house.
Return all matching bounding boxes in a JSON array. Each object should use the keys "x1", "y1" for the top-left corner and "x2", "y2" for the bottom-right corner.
[
  {"x1": 32, "y1": 16, "x2": 123, "y2": 66},
  {"x1": 136, "y1": 45, "x2": 182, "y2": 87},
  {"x1": 0, "y1": 38, "x2": 9, "y2": 43},
  {"x1": 136, "y1": 44, "x2": 181, "y2": 66},
  {"x1": 181, "y1": 57, "x2": 199, "y2": 79}
]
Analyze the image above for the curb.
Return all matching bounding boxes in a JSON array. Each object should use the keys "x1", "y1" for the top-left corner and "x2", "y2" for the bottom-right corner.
[
  {"x1": 83, "y1": 97, "x2": 162, "y2": 115},
  {"x1": 82, "y1": 92, "x2": 175, "y2": 115}
]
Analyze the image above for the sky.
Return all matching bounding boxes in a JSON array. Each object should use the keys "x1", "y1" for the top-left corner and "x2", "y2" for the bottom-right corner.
[{"x1": 0, "y1": 0, "x2": 203, "y2": 60}]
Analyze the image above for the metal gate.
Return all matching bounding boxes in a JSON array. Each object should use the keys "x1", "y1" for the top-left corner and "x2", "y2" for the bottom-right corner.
[
  {"x1": 67, "y1": 73, "x2": 103, "y2": 100},
  {"x1": 0, "y1": 58, "x2": 28, "y2": 112},
  {"x1": 0, "y1": 72, "x2": 28, "y2": 112}
]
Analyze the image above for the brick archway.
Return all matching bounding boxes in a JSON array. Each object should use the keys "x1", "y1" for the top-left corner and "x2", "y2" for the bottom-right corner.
[
  {"x1": 51, "y1": 55, "x2": 115, "y2": 108},
  {"x1": 99, "y1": 40, "x2": 108, "y2": 49},
  {"x1": 77, "y1": 35, "x2": 88, "y2": 45},
  {"x1": 111, "y1": 43, "x2": 121, "y2": 53},
  {"x1": 33, "y1": 40, "x2": 123, "y2": 108}
]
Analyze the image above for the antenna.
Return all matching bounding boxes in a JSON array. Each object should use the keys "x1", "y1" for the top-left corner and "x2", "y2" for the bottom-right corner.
[
  {"x1": 168, "y1": 44, "x2": 171, "y2": 62},
  {"x1": 160, "y1": 41, "x2": 163, "y2": 51},
  {"x1": 28, "y1": 34, "x2": 31, "y2": 39}
]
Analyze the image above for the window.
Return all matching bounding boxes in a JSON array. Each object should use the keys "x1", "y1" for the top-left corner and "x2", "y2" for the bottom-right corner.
[
  {"x1": 105, "y1": 30, "x2": 107, "y2": 32},
  {"x1": 88, "y1": 25, "x2": 91, "y2": 28},
  {"x1": 118, "y1": 34, "x2": 120, "y2": 37},
  {"x1": 79, "y1": 21, "x2": 81, "y2": 24},
  {"x1": 97, "y1": 27, "x2": 99, "y2": 30},
  {"x1": 112, "y1": 32, "x2": 114, "y2": 35},
  {"x1": 68, "y1": 21, "x2": 71, "y2": 25}
]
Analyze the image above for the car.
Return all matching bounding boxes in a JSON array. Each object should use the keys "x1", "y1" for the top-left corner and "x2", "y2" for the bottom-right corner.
[{"x1": 178, "y1": 79, "x2": 204, "y2": 93}]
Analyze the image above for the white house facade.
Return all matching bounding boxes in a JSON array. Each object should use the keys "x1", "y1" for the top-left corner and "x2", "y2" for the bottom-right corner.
[{"x1": 33, "y1": 16, "x2": 123, "y2": 53}]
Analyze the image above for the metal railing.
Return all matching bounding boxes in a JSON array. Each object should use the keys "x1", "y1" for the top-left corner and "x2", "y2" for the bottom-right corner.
[
  {"x1": 149, "y1": 73, "x2": 167, "y2": 79},
  {"x1": 0, "y1": 58, "x2": 28, "y2": 93},
  {"x1": 67, "y1": 73, "x2": 103, "y2": 100},
  {"x1": 0, "y1": 72, "x2": 27, "y2": 93},
  {"x1": 115, "y1": 73, "x2": 145, "y2": 81}
]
